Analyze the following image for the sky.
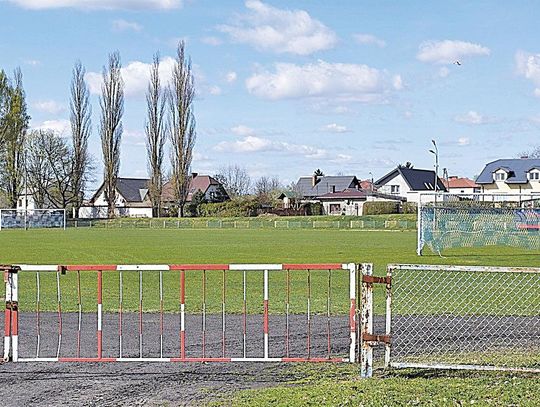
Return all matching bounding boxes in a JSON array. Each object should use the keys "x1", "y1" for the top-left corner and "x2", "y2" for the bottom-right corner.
[{"x1": 1, "y1": 0, "x2": 540, "y2": 193}]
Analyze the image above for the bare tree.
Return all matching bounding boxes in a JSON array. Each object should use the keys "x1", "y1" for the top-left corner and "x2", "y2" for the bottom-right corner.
[
  {"x1": 518, "y1": 147, "x2": 540, "y2": 159},
  {"x1": 214, "y1": 164, "x2": 251, "y2": 198},
  {"x1": 0, "y1": 68, "x2": 29, "y2": 208},
  {"x1": 254, "y1": 175, "x2": 281, "y2": 196},
  {"x1": 145, "y1": 53, "x2": 167, "y2": 217},
  {"x1": 70, "y1": 60, "x2": 92, "y2": 216},
  {"x1": 26, "y1": 129, "x2": 74, "y2": 209},
  {"x1": 100, "y1": 52, "x2": 124, "y2": 218},
  {"x1": 169, "y1": 41, "x2": 196, "y2": 218}
]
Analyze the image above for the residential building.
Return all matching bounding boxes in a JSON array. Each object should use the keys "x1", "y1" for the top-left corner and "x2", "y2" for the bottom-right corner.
[
  {"x1": 442, "y1": 176, "x2": 481, "y2": 195},
  {"x1": 475, "y1": 158, "x2": 540, "y2": 200},
  {"x1": 17, "y1": 186, "x2": 36, "y2": 211},
  {"x1": 317, "y1": 189, "x2": 404, "y2": 216},
  {"x1": 79, "y1": 178, "x2": 153, "y2": 218},
  {"x1": 161, "y1": 173, "x2": 229, "y2": 207},
  {"x1": 295, "y1": 175, "x2": 361, "y2": 200},
  {"x1": 374, "y1": 166, "x2": 447, "y2": 203}
]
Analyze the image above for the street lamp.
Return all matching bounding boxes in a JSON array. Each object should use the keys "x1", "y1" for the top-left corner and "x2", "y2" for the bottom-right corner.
[
  {"x1": 429, "y1": 139, "x2": 439, "y2": 194},
  {"x1": 368, "y1": 172, "x2": 374, "y2": 193}
]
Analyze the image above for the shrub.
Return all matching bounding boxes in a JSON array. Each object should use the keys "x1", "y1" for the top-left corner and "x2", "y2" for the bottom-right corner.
[
  {"x1": 362, "y1": 201, "x2": 400, "y2": 215},
  {"x1": 199, "y1": 196, "x2": 260, "y2": 217},
  {"x1": 401, "y1": 202, "x2": 418, "y2": 214}
]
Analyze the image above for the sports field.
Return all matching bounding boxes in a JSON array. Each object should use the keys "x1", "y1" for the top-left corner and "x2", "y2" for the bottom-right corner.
[{"x1": 1, "y1": 226, "x2": 540, "y2": 406}]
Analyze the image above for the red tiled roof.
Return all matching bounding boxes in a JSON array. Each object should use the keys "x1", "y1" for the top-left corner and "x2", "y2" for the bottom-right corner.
[
  {"x1": 161, "y1": 175, "x2": 221, "y2": 202},
  {"x1": 443, "y1": 177, "x2": 479, "y2": 189}
]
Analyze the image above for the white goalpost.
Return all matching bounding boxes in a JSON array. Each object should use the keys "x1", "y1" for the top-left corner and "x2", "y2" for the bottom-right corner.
[{"x1": 0, "y1": 209, "x2": 66, "y2": 230}]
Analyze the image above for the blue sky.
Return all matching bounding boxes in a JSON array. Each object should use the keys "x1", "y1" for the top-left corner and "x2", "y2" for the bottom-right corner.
[{"x1": 1, "y1": 0, "x2": 540, "y2": 191}]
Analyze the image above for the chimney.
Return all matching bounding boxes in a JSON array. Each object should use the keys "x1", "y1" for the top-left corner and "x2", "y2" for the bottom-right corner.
[
  {"x1": 191, "y1": 172, "x2": 198, "y2": 178},
  {"x1": 521, "y1": 155, "x2": 529, "y2": 159}
]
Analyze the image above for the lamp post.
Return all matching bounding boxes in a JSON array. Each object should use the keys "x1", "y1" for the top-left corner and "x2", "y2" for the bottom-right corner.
[
  {"x1": 429, "y1": 139, "x2": 439, "y2": 200},
  {"x1": 369, "y1": 172, "x2": 373, "y2": 193}
]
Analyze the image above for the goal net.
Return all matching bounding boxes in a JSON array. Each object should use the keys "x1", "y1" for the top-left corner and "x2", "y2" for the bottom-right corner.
[
  {"x1": 417, "y1": 193, "x2": 540, "y2": 255},
  {"x1": 0, "y1": 209, "x2": 66, "y2": 230}
]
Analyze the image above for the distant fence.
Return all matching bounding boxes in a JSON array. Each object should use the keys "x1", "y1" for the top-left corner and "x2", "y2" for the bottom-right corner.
[{"x1": 67, "y1": 218, "x2": 418, "y2": 231}]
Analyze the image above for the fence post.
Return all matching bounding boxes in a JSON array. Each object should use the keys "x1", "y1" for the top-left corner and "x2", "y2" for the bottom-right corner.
[
  {"x1": 2, "y1": 266, "x2": 19, "y2": 362},
  {"x1": 384, "y1": 266, "x2": 393, "y2": 368},
  {"x1": 360, "y1": 263, "x2": 373, "y2": 378},
  {"x1": 349, "y1": 263, "x2": 357, "y2": 363},
  {"x1": 3, "y1": 267, "x2": 11, "y2": 360}
]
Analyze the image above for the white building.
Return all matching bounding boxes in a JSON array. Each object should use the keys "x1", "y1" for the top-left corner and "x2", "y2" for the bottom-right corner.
[
  {"x1": 17, "y1": 187, "x2": 36, "y2": 210},
  {"x1": 317, "y1": 189, "x2": 404, "y2": 216},
  {"x1": 374, "y1": 166, "x2": 447, "y2": 203},
  {"x1": 79, "y1": 178, "x2": 153, "y2": 218},
  {"x1": 475, "y1": 158, "x2": 540, "y2": 201}
]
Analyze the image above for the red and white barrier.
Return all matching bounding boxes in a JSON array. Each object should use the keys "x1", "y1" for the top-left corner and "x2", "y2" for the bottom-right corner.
[{"x1": 3, "y1": 263, "x2": 361, "y2": 364}]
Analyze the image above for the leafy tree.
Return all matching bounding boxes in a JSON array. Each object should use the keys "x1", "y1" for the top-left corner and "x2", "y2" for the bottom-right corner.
[{"x1": 187, "y1": 189, "x2": 206, "y2": 217}]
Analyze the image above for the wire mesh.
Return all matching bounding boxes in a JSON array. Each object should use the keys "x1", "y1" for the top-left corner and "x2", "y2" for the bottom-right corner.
[
  {"x1": 0, "y1": 209, "x2": 65, "y2": 229},
  {"x1": 390, "y1": 265, "x2": 540, "y2": 371},
  {"x1": 418, "y1": 194, "x2": 540, "y2": 254}
]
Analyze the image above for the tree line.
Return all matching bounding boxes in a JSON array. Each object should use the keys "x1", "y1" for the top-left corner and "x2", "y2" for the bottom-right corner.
[{"x1": 0, "y1": 40, "x2": 196, "y2": 218}]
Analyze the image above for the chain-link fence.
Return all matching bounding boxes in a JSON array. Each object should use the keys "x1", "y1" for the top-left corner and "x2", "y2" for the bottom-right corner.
[
  {"x1": 68, "y1": 218, "x2": 417, "y2": 231},
  {"x1": 387, "y1": 264, "x2": 540, "y2": 372}
]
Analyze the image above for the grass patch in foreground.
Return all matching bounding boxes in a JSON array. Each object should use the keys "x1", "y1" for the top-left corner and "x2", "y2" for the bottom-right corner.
[{"x1": 221, "y1": 365, "x2": 540, "y2": 406}]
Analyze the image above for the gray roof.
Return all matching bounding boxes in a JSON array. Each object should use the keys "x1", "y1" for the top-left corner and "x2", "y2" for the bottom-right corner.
[
  {"x1": 115, "y1": 178, "x2": 150, "y2": 202},
  {"x1": 296, "y1": 176, "x2": 359, "y2": 198},
  {"x1": 375, "y1": 167, "x2": 447, "y2": 191},
  {"x1": 476, "y1": 158, "x2": 540, "y2": 184}
]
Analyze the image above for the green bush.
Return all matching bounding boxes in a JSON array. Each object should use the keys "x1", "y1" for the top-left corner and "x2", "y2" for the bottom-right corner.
[
  {"x1": 199, "y1": 196, "x2": 260, "y2": 217},
  {"x1": 401, "y1": 202, "x2": 418, "y2": 214},
  {"x1": 362, "y1": 201, "x2": 400, "y2": 215}
]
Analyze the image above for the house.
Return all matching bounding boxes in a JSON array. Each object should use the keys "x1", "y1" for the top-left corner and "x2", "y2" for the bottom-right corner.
[
  {"x1": 374, "y1": 166, "x2": 447, "y2": 202},
  {"x1": 442, "y1": 176, "x2": 481, "y2": 195},
  {"x1": 17, "y1": 186, "x2": 36, "y2": 211},
  {"x1": 295, "y1": 175, "x2": 361, "y2": 200},
  {"x1": 79, "y1": 178, "x2": 153, "y2": 218},
  {"x1": 317, "y1": 189, "x2": 404, "y2": 216},
  {"x1": 475, "y1": 157, "x2": 540, "y2": 200},
  {"x1": 161, "y1": 173, "x2": 229, "y2": 206}
]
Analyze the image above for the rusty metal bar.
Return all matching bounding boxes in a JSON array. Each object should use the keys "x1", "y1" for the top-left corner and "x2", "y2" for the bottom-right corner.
[{"x1": 360, "y1": 263, "x2": 373, "y2": 378}]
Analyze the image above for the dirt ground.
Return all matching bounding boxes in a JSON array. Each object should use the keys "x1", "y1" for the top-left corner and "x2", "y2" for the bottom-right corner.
[{"x1": 0, "y1": 312, "x2": 358, "y2": 406}]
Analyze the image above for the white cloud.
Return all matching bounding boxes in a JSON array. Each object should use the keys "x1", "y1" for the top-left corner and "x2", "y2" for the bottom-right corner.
[
  {"x1": 457, "y1": 137, "x2": 470, "y2": 146},
  {"x1": 246, "y1": 60, "x2": 401, "y2": 103},
  {"x1": 24, "y1": 59, "x2": 41, "y2": 66},
  {"x1": 454, "y1": 110, "x2": 490, "y2": 125},
  {"x1": 201, "y1": 36, "x2": 223, "y2": 46},
  {"x1": 218, "y1": 0, "x2": 337, "y2": 55},
  {"x1": 322, "y1": 123, "x2": 349, "y2": 133},
  {"x1": 353, "y1": 33, "x2": 386, "y2": 48},
  {"x1": 208, "y1": 85, "x2": 222, "y2": 95},
  {"x1": 8, "y1": 0, "x2": 182, "y2": 10},
  {"x1": 32, "y1": 100, "x2": 65, "y2": 115},
  {"x1": 417, "y1": 40, "x2": 490, "y2": 64},
  {"x1": 112, "y1": 19, "x2": 143, "y2": 32},
  {"x1": 215, "y1": 134, "x2": 327, "y2": 159},
  {"x1": 515, "y1": 50, "x2": 540, "y2": 97},
  {"x1": 231, "y1": 125, "x2": 256, "y2": 137},
  {"x1": 86, "y1": 56, "x2": 176, "y2": 97},
  {"x1": 225, "y1": 71, "x2": 237, "y2": 83},
  {"x1": 31, "y1": 119, "x2": 71, "y2": 135}
]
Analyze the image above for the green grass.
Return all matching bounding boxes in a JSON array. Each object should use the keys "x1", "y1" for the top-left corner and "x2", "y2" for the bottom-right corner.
[
  {"x1": 2, "y1": 227, "x2": 540, "y2": 314},
  {"x1": 221, "y1": 365, "x2": 540, "y2": 406},
  {"x1": 2, "y1": 227, "x2": 540, "y2": 405}
]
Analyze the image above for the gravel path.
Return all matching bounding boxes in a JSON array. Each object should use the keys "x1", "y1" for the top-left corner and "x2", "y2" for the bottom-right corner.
[{"x1": 0, "y1": 312, "x2": 354, "y2": 406}]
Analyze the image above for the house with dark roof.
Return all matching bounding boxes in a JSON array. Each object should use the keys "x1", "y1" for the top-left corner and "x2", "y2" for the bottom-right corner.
[
  {"x1": 374, "y1": 166, "x2": 447, "y2": 202},
  {"x1": 79, "y1": 173, "x2": 230, "y2": 218},
  {"x1": 79, "y1": 178, "x2": 153, "y2": 218},
  {"x1": 296, "y1": 175, "x2": 361, "y2": 200},
  {"x1": 475, "y1": 158, "x2": 540, "y2": 200},
  {"x1": 317, "y1": 188, "x2": 404, "y2": 215}
]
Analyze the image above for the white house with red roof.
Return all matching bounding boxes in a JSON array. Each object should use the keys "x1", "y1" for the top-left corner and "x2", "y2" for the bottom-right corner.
[
  {"x1": 317, "y1": 188, "x2": 404, "y2": 216},
  {"x1": 442, "y1": 176, "x2": 481, "y2": 196}
]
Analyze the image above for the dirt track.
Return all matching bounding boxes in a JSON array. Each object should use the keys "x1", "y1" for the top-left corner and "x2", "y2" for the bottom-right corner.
[{"x1": 0, "y1": 312, "x2": 355, "y2": 406}]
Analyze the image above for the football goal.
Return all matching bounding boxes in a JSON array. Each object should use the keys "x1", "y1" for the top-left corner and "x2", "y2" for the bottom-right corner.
[
  {"x1": 417, "y1": 193, "x2": 540, "y2": 255},
  {"x1": 0, "y1": 209, "x2": 66, "y2": 230}
]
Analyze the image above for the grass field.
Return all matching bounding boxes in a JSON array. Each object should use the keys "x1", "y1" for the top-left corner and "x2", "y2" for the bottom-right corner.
[{"x1": 1, "y1": 226, "x2": 540, "y2": 405}]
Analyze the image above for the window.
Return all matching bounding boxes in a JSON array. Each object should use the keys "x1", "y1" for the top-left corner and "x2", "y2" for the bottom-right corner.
[
  {"x1": 494, "y1": 172, "x2": 506, "y2": 181},
  {"x1": 529, "y1": 171, "x2": 540, "y2": 181},
  {"x1": 390, "y1": 185, "x2": 400, "y2": 194}
]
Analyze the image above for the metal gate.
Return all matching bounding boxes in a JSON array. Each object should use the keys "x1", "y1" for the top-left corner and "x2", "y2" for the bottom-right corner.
[
  {"x1": 359, "y1": 264, "x2": 540, "y2": 376},
  {"x1": 3, "y1": 263, "x2": 360, "y2": 364}
]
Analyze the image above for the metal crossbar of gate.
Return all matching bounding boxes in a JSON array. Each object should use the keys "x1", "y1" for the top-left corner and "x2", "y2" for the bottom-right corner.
[
  {"x1": 381, "y1": 264, "x2": 540, "y2": 375},
  {"x1": 3, "y1": 263, "x2": 360, "y2": 364}
]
